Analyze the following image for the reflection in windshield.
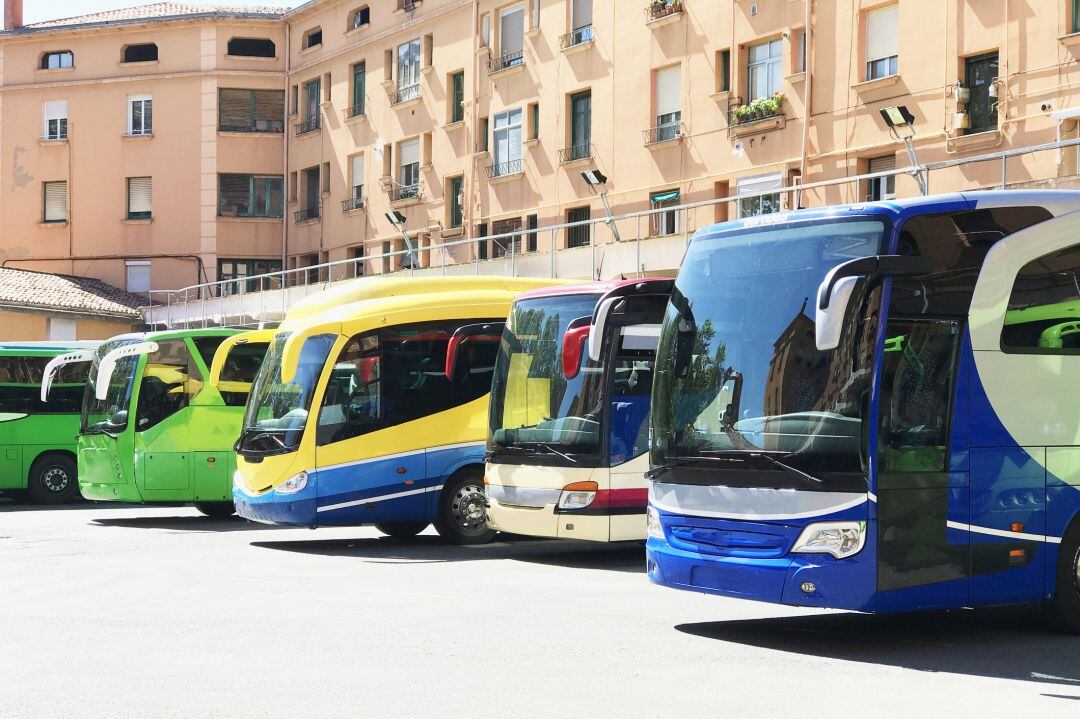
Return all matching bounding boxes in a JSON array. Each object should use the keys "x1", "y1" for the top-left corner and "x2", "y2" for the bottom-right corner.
[
  {"x1": 651, "y1": 218, "x2": 886, "y2": 488},
  {"x1": 238, "y1": 332, "x2": 336, "y2": 454},
  {"x1": 489, "y1": 293, "x2": 604, "y2": 458},
  {"x1": 81, "y1": 339, "x2": 139, "y2": 434}
]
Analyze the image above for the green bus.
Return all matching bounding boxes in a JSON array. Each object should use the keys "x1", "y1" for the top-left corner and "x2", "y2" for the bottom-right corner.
[
  {"x1": 74, "y1": 328, "x2": 269, "y2": 517},
  {"x1": 0, "y1": 342, "x2": 99, "y2": 503}
]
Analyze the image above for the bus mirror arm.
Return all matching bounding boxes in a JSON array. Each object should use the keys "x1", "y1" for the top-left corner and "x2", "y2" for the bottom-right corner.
[{"x1": 445, "y1": 322, "x2": 505, "y2": 380}]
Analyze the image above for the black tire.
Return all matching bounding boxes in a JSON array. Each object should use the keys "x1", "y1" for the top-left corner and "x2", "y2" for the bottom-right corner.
[
  {"x1": 434, "y1": 468, "x2": 496, "y2": 545},
  {"x1": 375, "y1": 521, "x2": 429, "y2": 539},
  {"x1": 26, "y1": 453, "x2": 79, "y2": 504},
  {"x1": 1049, "y1": 521, "x2": 1080, "y2": 634},
  {"x1": 194, "y1": 501, "x2": 236, "y2": 519}
]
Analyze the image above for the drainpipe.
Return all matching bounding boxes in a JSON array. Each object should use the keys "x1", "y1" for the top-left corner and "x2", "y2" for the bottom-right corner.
[
  {"x1": 799, "y1": 0, "x2": 812, "y2": 207},
  {"x1": 281, "y1": 23, "x2": 291, "y2": 273},
  {"x1": 468, "y1": 0, "x2": 480, "y2": 252}
]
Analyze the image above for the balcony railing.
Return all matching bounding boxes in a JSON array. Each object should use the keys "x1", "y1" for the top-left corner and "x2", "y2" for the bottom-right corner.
[
  {"x1": 294, "y1": 207, "x2": 319, "y2": 223},
  {"x1": 343, "y1": 103, "x2": 365, "y2": 120},
  {"x1": 389, "y1": 84, "x2": 421, "y2": 106},
  {"x1": 487, "y1": 159, "x2": 524, "y2": 178},
  {"x1": 389, "y1": 183, "x2": 422, "y2": 202},
  {"x1": 643, "y1": 121, "x2": 684, "y2": 144},
  {"x1": 397, "y1": 0, "x2": 421, "y2": 10},
  {"x1": 294, "y1": 116, "x2": 320, "y2": 135},
  {"x1": 727, "y1": 95, "x2": 786, "y2": 133},
  {"x1": 342, "y1": 195, "x2": 365, "y2": 212},
  {"x1": 645, "y1": 0, "x2": 685, "y2": 23},
  {"x1": 560, "y1": 25, "x2": 594, "y2": 49},
  {"x1": 558, "y1": 144, "x2": 593, "y2": 163},
  {"x1": 488, "y1": 51, "x2": 524, "y2": 75}
]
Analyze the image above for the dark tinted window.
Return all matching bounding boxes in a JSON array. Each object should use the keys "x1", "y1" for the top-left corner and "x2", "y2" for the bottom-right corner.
[
  {"x1": 135, "y1": 340, "x2": 201, "y2": 432},
  {"x1": 227, "y1": 38, "x2": 276, "y2": 58},
  {"x1": 0, "y1": 356, "x2": 89, "y2": 414},
  {"x1": 192, "y1": 336, "x2": 228, "y2": 370},
  {"x1": 123, "y1": 43, "x2": 158, "y2": 63},
  {"x1": 1002, "y1": 244, "x2": 1080, "y2": 354},
  {"x1": 219, "y1": 341, "x2": 269, "y2": 407},
  {"x1": 316, "y1": 320, "x2": 501, "y2": 445}
]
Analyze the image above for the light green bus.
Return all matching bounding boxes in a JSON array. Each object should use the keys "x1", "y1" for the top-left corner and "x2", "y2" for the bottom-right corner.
[
  {"x1": 0, "y1": 342, "x2": 99, "y2": 503},
  {"x1": 71, "y1": 328, "x2": 269, "y2": 517}
]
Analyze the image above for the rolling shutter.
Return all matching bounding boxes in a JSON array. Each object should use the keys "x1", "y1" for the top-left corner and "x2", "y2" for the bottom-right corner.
[
  {"x1": 219, "y1": 89, "x2": 251, "y2": 131},
  {"x1": 866, "y1": 4, "x2": 898, "y2": 63},
  {"x1": 400, "y1": 139, "x2": 419, "y2": 168},
  {"x1": 253, "y1": 90, "x2": 284, "y2": 132},
  {"x1": 500, "y1": 4, "x2": 524, "y2": 55},
  {"x1": 218, "y1": 174, "x2": 251, "y2": 216},
  {"x1": 351, "y1": 155, "x2": 365, "y2": 190},
  {"x1": 868, "y1": 155, "x2": 896, "y2": 175},
  {"x1": 656, "y1": 65, "x2": 681, "y2": 117},
  {"x1": 44, "y1": 181, "x2": 67, "y2": 222},
  {"x1": 128, "y1": 177, "x2": 152, "y2": 216},
  {"x1": 572, "y1": 0, "x2": 592, "y2": 30}
]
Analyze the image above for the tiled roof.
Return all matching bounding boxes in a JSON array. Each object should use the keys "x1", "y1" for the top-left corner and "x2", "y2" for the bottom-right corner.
[
  {"x1": 27, "y1": 3, "x2": 287, "y2": 29},
  {"x1": 0, "y1": 268, "x2": 145, "y2": 319}
]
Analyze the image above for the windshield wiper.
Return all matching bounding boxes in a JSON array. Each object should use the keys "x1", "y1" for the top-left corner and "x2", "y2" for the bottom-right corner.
[
  {"x1": 646, "y1": 455, "x2": 734, "y2": 479},
  {"x1": 701, "y1": 449, "x2": 825, "y2": 487},
  {"x1": 235, "y1": 428, "x2": 291, "y2": 453},
  {"x1": 488, "y1": 442, "x2": 579, "y2": 463},
  {"x1": 539, "y1": 443, "x2": 577, "y2": 464}
]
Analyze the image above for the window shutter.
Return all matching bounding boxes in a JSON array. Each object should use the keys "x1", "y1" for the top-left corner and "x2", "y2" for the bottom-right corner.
[
  {"x1": 351, "y1": 155, "x2": 365, "y2": 189},
  {"x1": 219, "y1": 89, "x2": 251, "y2": 131},
  {"x1": 253, "y1": 90, "x2": 284, "y2": 132},
  {"x1": 128, "y1": 177, "x2": 152, "y2": 215},
  {"x1": 500, "y1": 5, "x2": 525, "y2": 55},
  {"x1": 400, "y1": 139, "x2": 419, "y2": 168},
  {"x1": 44, "y1": 181, "x2": 68, "y2": 222},
  {"x1": 572, "y1": 0, "x2": 592, "y2": 30},
  {"x1": 868, "y1": 155, "x2": 896, "y2": 174},
  {"x1": 656, "y1": 65, "x2": 681, "y2": 117},
  {"x1": 218, "y1": 174, "x2": 251, "y2": 216},
  {"x1": 737, "y1": 173, "x2": 782, "y2": 195},
  {"x1": 866, "y1": 4, "x2": 898, "y2": 62},
  {"x1": 44, "y1": 101, "x2": 67, "y2": 123}
]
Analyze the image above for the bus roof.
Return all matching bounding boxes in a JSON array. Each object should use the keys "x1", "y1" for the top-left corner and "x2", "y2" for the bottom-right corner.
[
  {"x1": 513, "y1": 277, "x2": 674, "y2": 302},
  {"x1": 97, "y1": 327, "x2": 239, "y2": 347},
  {"x1": 0, "y1": 340, "x2": 101, "y2": 357}
]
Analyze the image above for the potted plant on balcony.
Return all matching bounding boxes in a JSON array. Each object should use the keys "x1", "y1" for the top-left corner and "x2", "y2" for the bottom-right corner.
[{"x1": 733, "y1": 93, "x2": 784, "y2": 125}]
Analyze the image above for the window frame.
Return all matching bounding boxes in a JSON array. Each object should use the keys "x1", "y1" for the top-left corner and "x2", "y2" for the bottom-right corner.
[
  {"x1": 303, "y1": 27, "x2": 323, "y2": 50},
  {"x1": 126, "y1": 176, "x2": 153, "y2": 220},
  {"x1": 218, "y1": 173, "x2": 285, "y2": 218},
  {"x1": 865, "y1": 4, "x2": 899, "y2": 82},
  {"x1": 448, "y1": 175, "x2": 465, "y2": 229},
  {"x1": 41, "y1": 51, "x2": 74, "y2": 70},
  {"x1": 121, "y1": 43, "x2": 158, "y2": 64},
  {"x1": 127, "y1": 94, "x2": 153, "y2": 136},
  {"x1": 747, "y1": 38, "x2": 783, "y2": 101},
  {"x1": 1001, "y1": 243, "x2": 1080, "y2": 355},
  {"x1": 349, "y1": 5, "x2": 371, "y2": 31},
  {"x1": 42, "y1": 181, "x2": 68, "y2": 223}
]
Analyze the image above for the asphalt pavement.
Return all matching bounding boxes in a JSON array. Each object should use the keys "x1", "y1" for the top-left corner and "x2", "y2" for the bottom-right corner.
[{"x1": 2, "y1": 499, "x2": 1079, "y2": 718}]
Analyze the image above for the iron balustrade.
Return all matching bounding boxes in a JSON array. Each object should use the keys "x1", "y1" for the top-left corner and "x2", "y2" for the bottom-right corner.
[
  {"x1": 646, "y1": 1, "x2": 685, "y2": 22},
  {"x1": 488, "y1": 51, "x2": 524, "y2": 74},
  {"x1": 397, "y1": 0, "x2": 421, "y2": 10},
  {"x1": 727, "y1": 96, "x2": 785, "y2": 128},
  {"x1": 294, "y1": 207, "x2": 319, "y2": 223},
  {"x1": 488, "y1": 160, "x2": 524, "y2": 178},
  {"x1": 643, "y1": 122, "x2": 684, "y2": 144},
  {"x1": 389, "y1": 85, "x2": 421, "y2": 105},
  {"x1": 294, "y1": 116, "x2": 320, "y2": 135},
  {"x1": 389, "y1": 183, "x2": 422, "y2": 202},
  {"x1": 558, "y1": 145, "x2": 593, "y2": 163},
  {"x1": 560, "y1": 25, "x2": 594, "y2": 49},
  {"x1": 342, "y1": 196, "x2": 365, "y2": 212},
  {"x1": 343, "y1": 103, "x2": 365, "y2": 119}
]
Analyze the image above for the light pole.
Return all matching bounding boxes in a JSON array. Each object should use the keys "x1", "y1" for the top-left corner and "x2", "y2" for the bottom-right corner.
[
  {"x1": 879, "y1": 105, "x2": 928, "y2": 196},
  {"x1": 385, "y1": 210, "x2": 417, "y2": 272},
  {"x1": 580, "y1": 169, "x2": 622, "y2": 244}
]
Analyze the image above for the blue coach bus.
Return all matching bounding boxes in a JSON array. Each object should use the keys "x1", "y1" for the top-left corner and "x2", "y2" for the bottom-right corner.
[{"x1": 645, "y1": 191, "x2": 1080, "y2": 631}]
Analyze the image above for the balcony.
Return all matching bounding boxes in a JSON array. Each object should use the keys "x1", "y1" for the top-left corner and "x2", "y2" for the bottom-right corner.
[
  {"x1": 343, "y1": 103, "x2": 365, "y2": 120},
  {"x1": 558, "y1": 144, "x2": 593, "y2": 165},
  {"x1": 488, "y1": 51, "x2": 525, "y2": 76},
  {"x1": 294, "y1": 116, "x2": 320, "y2": 136},
  {"x1": 643, "y1": 121, "x2": 684, "y2": 145},
  {"x1": 645, "y1": 0, "x2": 684, "y2": 26},
  {"x1": 342, "y1": 195, "x2": 365, "y2": 212},
  {"x1": 396, "y1": 0, "x2": 422, "y2": 11},
  {"x1": 389, "y1": 84, "x2": 421, "y2": 107},
  {"x1": 294, "y1": 207, "x2": 319, "y2": 223},
  {"x1": 487, "y1": 159, "x2": 524, "y2": 179},
  {"x1": 388, "y1": 183, "x2": 422, "y2": 203},
  {"x1": 560, "y1": 25, "x2": 594, "y2": 52},
  {"x1": 727, "y1": 95, "x2": 786, "y2": 137}
]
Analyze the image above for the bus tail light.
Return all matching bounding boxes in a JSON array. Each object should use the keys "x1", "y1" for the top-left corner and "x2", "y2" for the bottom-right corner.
[
  {"x1": 558, "y1": 481, "x2": 598, "y2": 510},
  {"x1": 791, "y1": 521, "x2": 866, "y2": 559}
]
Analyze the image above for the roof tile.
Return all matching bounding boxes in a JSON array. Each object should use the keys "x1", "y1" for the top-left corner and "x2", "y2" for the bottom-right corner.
[
  {"x1": 28, "y1": 3, "x2": 287, "y2": 29},
  {"x1": 0, "y1": 268, "x2": 145, "y2": 319}
]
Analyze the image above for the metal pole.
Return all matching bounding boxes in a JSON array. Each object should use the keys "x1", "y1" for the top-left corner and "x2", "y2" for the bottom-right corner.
[
  {"x1": 549, "y1": 229, "x2": 556, "y2": 278},
  {"x1": 510, "y1": 228, "x2": 516, "y2": 277},
  {"x1": 1001, "y1": 155, "x2": 1007, "y2": 190}
]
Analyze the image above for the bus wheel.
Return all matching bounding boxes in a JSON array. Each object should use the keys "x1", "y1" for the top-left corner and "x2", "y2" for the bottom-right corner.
[
  {"x1": 194, "y1": 501, "x2": 236, "y2": 519},
  {"x1": 375, "y1": 522, "x2": 429, "y2": 539},
  {"x1": 27, "y1": 454, "x2": 79, "y2": 504},
  {"x1": 434, "y1": 469, "x2": 496, "y2": 545},
  {"x1": 1050, "y1": 522, "x2": 1080, "y2": 634}
]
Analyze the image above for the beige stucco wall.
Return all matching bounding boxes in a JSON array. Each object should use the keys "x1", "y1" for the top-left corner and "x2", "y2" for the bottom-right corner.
[{"x1": 0, "y1": 310, "x2": 136, "y2": 341}]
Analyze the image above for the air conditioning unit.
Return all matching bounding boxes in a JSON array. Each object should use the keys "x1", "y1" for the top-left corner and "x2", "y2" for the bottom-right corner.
[{"x1": 954, "y1": 112, "x2": 971, "y2": 130}]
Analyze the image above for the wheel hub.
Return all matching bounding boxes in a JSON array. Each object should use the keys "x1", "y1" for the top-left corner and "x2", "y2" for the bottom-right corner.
[
  {"x1": 452, "y1": 484, "x2": 486, "y2": 529},
  {"x1": 42, "y1": 466, "x2": 70, "y2": 494}
]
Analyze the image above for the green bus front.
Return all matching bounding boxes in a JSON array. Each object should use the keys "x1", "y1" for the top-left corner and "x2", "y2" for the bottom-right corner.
[
  {"x1": 78, "y1": 329, "x2": 267, "y2": 516},
  {"x1": 0, "y1": 344, "x2": 96, "y2": 503}
]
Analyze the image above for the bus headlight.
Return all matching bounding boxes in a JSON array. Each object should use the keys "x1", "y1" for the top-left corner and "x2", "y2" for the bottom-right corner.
[
  {"x1": 232, "y1": 471, "x2": 244, "y2": 490},
  {"x1": 791, "y1": 521, "x2": 866, "y2": 559},
  {"x1": 647, "y1": 506, "x2": 664, "y2": 540},
  {"x1": 275, "y1": 471, "x2": 309, "y2": 495},
  {"x1": 557, "y1": 481, "x2": 598, "y2": 510}
]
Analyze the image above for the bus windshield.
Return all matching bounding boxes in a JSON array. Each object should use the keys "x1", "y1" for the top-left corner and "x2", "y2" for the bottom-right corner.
[
  {"x1": 238, "y1": 332, "x2": 337, "y2": 456},
  {"x1": 81, "y1": 339, "x2": 139, "y2": 435},
  {"x1": 488, "y1": 293, "x2": 605, "y2": 461},
  {"x1": 651, "y1": 217, "x2": 887, "y2": 490}
]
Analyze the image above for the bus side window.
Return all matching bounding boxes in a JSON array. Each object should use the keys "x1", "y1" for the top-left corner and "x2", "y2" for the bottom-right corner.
[
  {"x1": 135, "y1": 339, "x2": 201, "y2": 431},
  {"x1": 218, "y1": 342, "x2": 269, "y2": 407},
  {"x1": 609, "y1": 357, "x2": 654, "y2": 466},
  {"x1": 1001, "y1": 245, "x2": 1080, "y2": 353}
]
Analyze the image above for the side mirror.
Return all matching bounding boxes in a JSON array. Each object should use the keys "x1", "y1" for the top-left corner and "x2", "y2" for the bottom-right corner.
[
  {"x1": 111, "y1": 410, "x2": 128, "y2": 426},
  {"x1": 96, "y1": 341, "x2": 159, "y2": 400},
  {"x1": 562, "y1": 319, "x2": 592, "y2": 380},
  {"x1": 815, "y1": 255, "x2": 934, "y2": 351},
  {"x1": 445, "y1": 322, "x2": 505, "y2": 380}
]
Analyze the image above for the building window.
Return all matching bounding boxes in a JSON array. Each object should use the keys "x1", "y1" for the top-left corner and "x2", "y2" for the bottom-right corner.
[
  {"x1": 348, "y1": 154, "x2": 365, "y2": 206},
  {"x1": 650, "y1": 189, "x2": 680, "y2": 236},
  {"x1": 47, "y1": 318, "x2": 77, "y2": 341},
  {"x1": 793, "y1": 29, "x2": 806, "y2": 74},
  {"x1": 528, "y1": 101, "x2": 540, "y2": 140},
  {"x1": 126, "y1": 261, "x2": 151, "y2": 293},
  {"x1": 449, "y1": 70, "x2": 465, "y2": 123},
  {"x1": 218, "y1": 174, "x2": 284, "y2": 218},
  {"x1": 399, "y1": 138, "x2": 420, "y2": 193},
  {"x1": 964, "y1": 51, "x2": 999, "y2": 135},
  {"x1": 1074, "y1": 0, "x2": 1080, "y2": 34},
  {"x1": 736, "y1": 173, "x2": 781, "y2": 218},
  {"x1": 717, "y1": 49, "x2": 731, "y2": 93},
  {"x1": 477, "y1": 222, "x2": 489, "y2": 260},
  {"x1": 227, "y1": 38, "x2": 276, "y2": 58},
  {"x1": 865, "y1": 4, "x2": 898, "y2": 81},
  {"x1": 566, "y1": 206, "x2": 591, "y2": 248},
  {"x1": 526, "y1": 214, "x2": 538, "y2": 252},
  {"x1": 479, "y1": 116, "x2": 490, "y2": 152},
  {"x1": 41, "y1": 51, "x2": 74, "y2": 70},
  {"x1": 302, "y1": 167, "x2": 320, "y2": 219},
  {"x1": 127, "y1": 95, "x2": 152, "y2": 136},
  {"x1": 43, "y1": 101, "x2": 68, "y2": 141},
  {"x1": 219, "y1": 89, "x2": 285, "y2": 133},
  {"x1": 492, "y1": 108, "x2": 523, "y2": 176},
  {"x1": 448, "y1": 175, "x2": 464, "y2": 228},
  {"x1": 302, "y1": 78, "x2": 321, "y2": 130},
  {"x1": 127, "y1": 177, "x2": 152, "y2": 220},
  {"x1": 747, "y1": 38, "x2": 782, "y2": 100},
  {"x1": 499, "y1": 3, "x2": 525, "y2": 63},
  {"x1": 655, "y1": 65, "x2": 682, "y2": 140},
  {"x1": 398, "y1": 38, "x2": 421, "y2": 97},
  {"x1": 350, "y1": 62, "x2": 366, "y2": 117},
  {"x1": 218, "y1": 259, "x2": 284, "y2": 293},
  {"x1": 122, "y1": 43, "x2": 158, "y2": 63},
  {"x1": 43, "y1": 181, "x2": 68, "y2": 223},
  {"x1": 491, "y1": 217, "x2": 522, "y2": 257},
  {"x1": 303, "y1": 27, "x2": 323, "y2": 49},
  {"x1": 1002, "y1": 244, "x2": 1080, "y2": 353},
  {"x1": 866, "y1": 155, "x2": 896, "y2": 201},
  {"x1": 568, "y1": 90, "x2": 591, "y2": 159},
  {"x1": 350, "y1": 5, "x2": 370, "y2": 30}
]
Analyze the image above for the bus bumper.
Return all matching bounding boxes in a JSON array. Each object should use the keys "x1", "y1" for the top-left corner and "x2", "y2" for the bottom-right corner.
[
  {"x1": 79, "y1": 480, "x2": 144, "y2": 503},
  {"x1": 233, "y1": 485, "x2": 318, "y2": 526}
]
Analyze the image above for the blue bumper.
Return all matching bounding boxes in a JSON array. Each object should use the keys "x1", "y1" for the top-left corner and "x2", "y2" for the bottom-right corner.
[{"x1": 234, "y1": 484, "x2": 318, "y2": 526}]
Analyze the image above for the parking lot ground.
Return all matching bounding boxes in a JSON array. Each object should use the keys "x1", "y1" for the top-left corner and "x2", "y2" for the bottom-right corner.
[{"x1": 2, "y1": 500, "x2": 1080, "y2": 718}]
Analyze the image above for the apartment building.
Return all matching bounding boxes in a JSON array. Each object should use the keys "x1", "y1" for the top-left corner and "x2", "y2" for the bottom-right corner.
[
  {"x1": 6, "y1": 0, "x2": 1080, "y2": 294},
  {"x1": 0, "y1": 2, "x2": 288, "y2": 292}
]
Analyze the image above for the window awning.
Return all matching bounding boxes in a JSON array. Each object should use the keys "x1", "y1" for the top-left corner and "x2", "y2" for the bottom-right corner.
[{"x1": 651, "y1": 189, "x2": 681, "y2": 204}]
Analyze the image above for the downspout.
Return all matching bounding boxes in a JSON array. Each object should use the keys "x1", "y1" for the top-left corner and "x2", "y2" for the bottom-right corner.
[
  {"x1": 468, "y1": 0, "x2": 480, "y2": 252},
  {"x1": 799, "y1": 0, "x2": 812, "y2": 208},
  {"x1": 68, "y1": 120, "x2": 74, "y2": 273},
  {"x1": 281, "y1": 22, "x2": 291, "y2": 271}
]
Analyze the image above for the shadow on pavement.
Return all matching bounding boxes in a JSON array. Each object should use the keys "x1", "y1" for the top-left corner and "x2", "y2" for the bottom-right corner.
[
  {"x1": 250, "y1": 534, "x2": 645, "y2": 573},
  {"x1": 0, "y1": 499, "x2": 108, "y2": 512},
  {"x1": 91, "y1": 515, "x2": 285, "y2": 532},
  {"x1": 676, "y1": 607, "x2": 1080, "y2": 690}
]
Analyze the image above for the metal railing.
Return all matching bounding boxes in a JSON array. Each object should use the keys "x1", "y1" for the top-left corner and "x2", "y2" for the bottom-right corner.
[
  {"x1": 341, "y1": 195, "x2": 365, "y2": 212},
  {"x1": 727, "y1": 96, "x2": 785, "y2": 129},
  {"x1": 397, "y1": 0, "x2": 421, "y2": 10},
  {"x1": 558, "y1": 144, "x2": 593, "y2": 163},
  {"x1": 560, "y1": 25, "x2": 594, "y2": 49},
  {"x1": 488, "y1": 159, "x2": 524, "y2": 178},
  {"x1": 644, "y1": 122, "x2": 683, "y2": 144},
  {"x1": 645, "y1": 1, "x2": 684, "y2": 23},
  {"x1": 142, "y1": 136, "x2": 1080, "y2": 328},
  {"x1": 294, "y1": 207, "x2": 319, "y2": 223},
  {"x1": 488, "y1": 51, "x2": 524, "y2": 74},
  {"x1": 389, "y1": 84, "x2": 421, "y2": 105},
  {"x1": 388, "y1": 183, "x2": 422, "y2": 202},
  {"x1": 343, "y1": 103, "x2": 365, "y2": 119},
  {"x1": 294, "y1": 116, "x2": 320, "y2": 135}
]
